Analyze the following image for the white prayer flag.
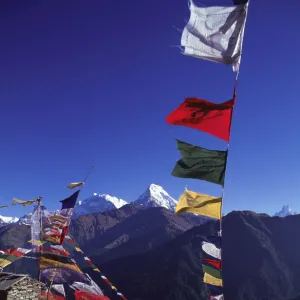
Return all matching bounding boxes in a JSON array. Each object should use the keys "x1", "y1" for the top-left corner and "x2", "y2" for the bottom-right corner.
[
  {"x1": 181, "y1": 1, "x2": 248, "y2": 71},
  {"x1": 202, "y1": 241, "x2": 221, "y2": 259}
]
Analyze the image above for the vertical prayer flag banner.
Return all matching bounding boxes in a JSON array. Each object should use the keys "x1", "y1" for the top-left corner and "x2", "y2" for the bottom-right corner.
[
  {"x1": 166, "y1": 98, "x2": 234, "y2": 141},
  {"x1": 181, "y1": 1, "x2": 248, "y2": 71},
  {"x1": 204, "y1": 272, "x2": 223, "y2": 287},
  {"x1": 42, "y1": 191, "x2": 80, "y2": 245},
  {"x1": 175, "y1": 189, "x2": 222, "y2": 219},
  {"x1": 171, "y1": 140, "x2": 227, "y2": 185}
]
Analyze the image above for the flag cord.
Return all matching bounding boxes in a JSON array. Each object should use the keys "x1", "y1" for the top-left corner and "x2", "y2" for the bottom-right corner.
[{"x1": 82, "y1": 161, "x2": 97, "y2": 187}]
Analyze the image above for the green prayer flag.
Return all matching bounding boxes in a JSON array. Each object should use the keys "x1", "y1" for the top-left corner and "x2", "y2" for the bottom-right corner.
[
  {"x1": 171, "y1": 140, "x2": 227, "y2": 185},
  {"x1": 202, "y1": 264, "x2": 222, "y2": 279}
]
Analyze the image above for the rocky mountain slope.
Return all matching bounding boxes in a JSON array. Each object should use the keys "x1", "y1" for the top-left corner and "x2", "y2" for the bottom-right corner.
[{"x1": 93, "y1": 211, "x2": 300, "y2": 300}]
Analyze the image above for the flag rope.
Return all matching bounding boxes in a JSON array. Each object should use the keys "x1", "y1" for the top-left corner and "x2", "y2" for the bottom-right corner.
[{"x1": 65, "y1": 235, "x2": 127, "y2": 300}]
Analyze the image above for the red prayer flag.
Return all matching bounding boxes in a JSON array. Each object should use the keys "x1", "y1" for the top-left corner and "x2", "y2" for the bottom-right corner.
[
  {"x1": 203, "y1": 258, "x2": 222, "y2": 270},
  {"x1": 166, "y1": 97, "x2": 234, "y2": 142},
  {"x1": 75, "y1": 290, "x2": 110, "y2": 300}
]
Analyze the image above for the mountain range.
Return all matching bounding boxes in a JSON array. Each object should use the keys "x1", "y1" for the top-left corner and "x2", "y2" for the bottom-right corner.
[
  {"x1": 0, "y1": 184, "x2": 298, "y2": 299},
  {"x1": 1, "y1": 203, "x2": 300, "y2": 300},
  {"x1": 0, "y1": 184, "x2": 295, "y2": 225}
]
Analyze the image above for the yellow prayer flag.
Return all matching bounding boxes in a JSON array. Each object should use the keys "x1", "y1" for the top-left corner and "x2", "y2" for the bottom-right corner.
[
  {"x1": 12, "y1": 198, "x2": 37, "y2": 206},
  {"x1": 111, "y1": 286, "x2": 116, "y2": 290},
  {"x1": 28, "y1": 240, "x2": 45, "y2": 246},
  {"x1": 67, "y1": 182, "x2": 84, "y2": 189},
  {"x1": 175, "y1": 189, "x2": 222, "y2": 219},
  {"x1": 93, "y1": 268, "x2": 100, "y2": 272},
  {"x1": 75, "y1": 247, "x2": 83, "y2": 253},
  {"x1": 203, "y1": 272, "x2": 223, "y2": 287},
  {"x1": 0, "y1": 259, "x2": 12, "y2": 268}
]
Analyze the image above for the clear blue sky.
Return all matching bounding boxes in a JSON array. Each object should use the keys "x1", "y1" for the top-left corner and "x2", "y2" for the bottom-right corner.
[{"x1": 0, "y1": 0, "x2": 299, "y2": 218}]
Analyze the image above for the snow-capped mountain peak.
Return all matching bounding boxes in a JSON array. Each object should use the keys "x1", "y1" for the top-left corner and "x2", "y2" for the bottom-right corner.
[
  {"x1": 73, "y1": 193, "x2": 128, "y2": 217},
  {"x1": 274, "y1": 205, "x2": 297, "y2": 217},
  {"x1": 135, "y1": 184, "x2": 177, "y2": 211},
  {"x1": 0, "y1": 215, "x2": 19, "y2": 224},
  {"x1": 93, "y1": 193, "x2": 127, "y2": 209}
]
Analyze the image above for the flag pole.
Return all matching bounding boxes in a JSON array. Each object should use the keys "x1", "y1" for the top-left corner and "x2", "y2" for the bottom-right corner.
[{"x1": 37, "y1": 196, "x2": 43, "y2": 284}]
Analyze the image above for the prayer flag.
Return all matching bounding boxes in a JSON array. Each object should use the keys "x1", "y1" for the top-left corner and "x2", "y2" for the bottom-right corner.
[
  {"x1": 175, "y1": 189, "x2": 221, "y2": 219},
  {"x1": 171, "y1": 140, "x2": 227, "y2": 185},
  {"x1": 166, "y1": 98, "x2": 234, "y2": 141},
  {"x1": 60, "y1": 190, "x2": 80, "y2": 210},
  {"x1": 202, "y1": 241, "x2": 221, "y2": 259},
  {"x1": 67, "y1": 182, "x2": 84, "y2": 189},
  {"x1": 203, "y1": 258, "x2": 221, "y2": 270},
  {"x1": 210, "y1": 295, "x2": 224, "y2": 300},
  {"x1": 181, "y1": 2, "x2": 248, "y2": 71},
  {"x1": 204, "y1": 272, "x2": 223, "y2": 287},
  {"x1": 74, "y1": 291, "x2": 110, "y2": 300},
  {"x1": 207, "y1": 284, "x2": 223, "y2": 296},
  {"x1": 202, "y1": 264, "x2": 222, "y2": 279}
]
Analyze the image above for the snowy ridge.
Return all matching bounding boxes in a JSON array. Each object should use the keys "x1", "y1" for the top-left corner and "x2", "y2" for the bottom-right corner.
[
  {"x1": 17, "y1": 213, "x2": 33, "y2": 225},
  {"x1": 274, "y1": 205, "x2": 297, "y2": 217},
  {"x1": 135, "y1": 184, "x2": 177, "y2": 211},
  {"x1": 0, "y1": 215, "x2": 19, "y2": 224},
  {"x1": 73, "y1": 193, "x2": 128, "y2": 217}
]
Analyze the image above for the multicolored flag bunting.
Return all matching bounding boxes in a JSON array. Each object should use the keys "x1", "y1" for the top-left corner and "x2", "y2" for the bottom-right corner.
[
  {"x1": 64, "y1": 235, "x2": 127, "y2": 299},
  {"x1": 171, "y1": 140, "x2": 227, "y2": 185},
  {"x1": 175, "y1": 189, "x2": 222, "y2": 219},
  {"x1": 166, "y1": 97, "x2": 234, "y2": 142},
  {"x1": 181, "y1": 1, "x2": 249, "y2": 71}
]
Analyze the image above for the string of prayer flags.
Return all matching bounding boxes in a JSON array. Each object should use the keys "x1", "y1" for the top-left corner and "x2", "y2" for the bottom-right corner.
[
  {"x1": 67, "y1": 182, "x2": 84, "y2": 189},
  {"x1": 166, "y1": 97, "x2": 234, "y2": 142},
  {"x1": 64, "y1": 235, "x2": 126, "y2": 299},
  {"x1": 171, "y1": 140, "x2": 227, "y2": 185},
  {"x1": 0, "y1": 247, "x2": 31, "y2": 268},
  {"x1": 181, "y1": 1, "x2": 249, "y2": 71},
  {"x1": 175, "y1": 189, "x2": 221, "y2": 219},
  {"x1": 169, "y1": 0, "x2": 250, "y2": 297}
]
